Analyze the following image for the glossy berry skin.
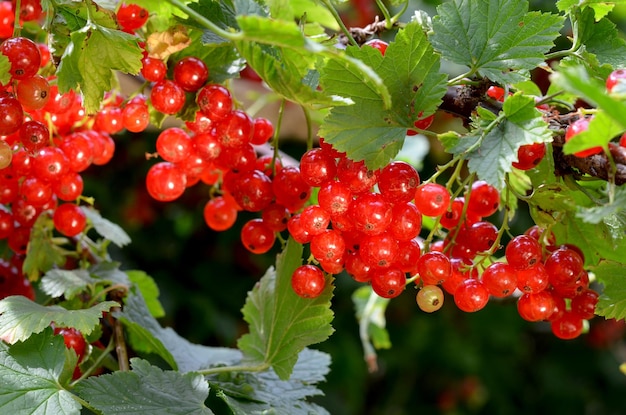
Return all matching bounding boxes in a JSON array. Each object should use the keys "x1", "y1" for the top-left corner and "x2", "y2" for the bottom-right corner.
[
  {"x1": 53, "y1": 203, "x2": 87, "y2": 237},
  {"x1": 240, "y1": 218, "x2": 275, "y2": 254},
  {"x1": 317, "y1": 181, "x2": 352, "y2": 217},
  {"x1": 116, "y1": 3, "x2": 149, "y2": 32},
  {"x1": 417, "y1": 251, "x2": 451, "y2": 286},
  {"x1": 17, "y1": 75, "x2": 50, "y2": 110},
  {"x1": 19, "y1": 120, "x2": 49, "y2": 154},
  {"x1": 363, "y1": 39, "x2": 388, "y2": 55},
  {"x1": 505, "y1": 235, "x2": 543, "y2": 271},
  {"x1": 140, "y1": 57, "x2": 167, "y2": 82},
  {"x1": 416, "y1": 285, "x2": 444, "y2": 313},
  {"x1": 299, "y1": 148, "x2": 337, "y2": 187},
  {"x1": 481, "y1": 262, "x2": 517, "y2": 298},
  {"x1": 349, "y1": 193, "x2": 392, "y2": 235},
  {"x1": 606, "y1": 69, "x2": 626, "y2": 93},
  {"x1": 336, "y1": 158, "x2": 378, "y2": 195},
  {"x1": 0, "y1": 95, "x2": 24, "y2": 136},
  {"x1": 517, "y1": 291, "x2": 556, "y2": 322},
  {"x1": 377, "y1": 161, "x2": 420, "y2": 205},
  {"x1": 145, "y1": 162, "x2": 187, "y2": 202},
  {"x1": 544, "y1": 247, "x2": 584, "y2": 288},
  {"x1": 33, "y1": 146, "x2": 69, "y2": 183},
  {"x1": 414, "y1": 183, "x2": 450, "y2": 217},
  {"x1": 1, "y1": 36, "x2": 41, "y2": 80},
  {"x1": 203, "y1": 196, "x2": 237, "y2": 231},
  {"x1": 466, "y1": 181, "x2": 499, "y2": 218},
  {"x1": 551, "y1": 311, "x2": 584, "y2": 340},
  {"x1": 156, "y1": 127, "x2": 191, "y2": 163},
  {"x1": 454, "y1": 279, "x2": 489, "y2": 312},
  {"x1": 513, "y1": 142, "x2": 546, "y2": 170},
  {"x1": 229, "y1": 170, "x2": 273, "y2": 212},
  {"x1": 371, "y1": 267, "x2": 405, "y2": 299},
  {"x1": 359, "y1": 232, "x2": 398, "y2": 269},
  {"x1": 571, "y1": 288, "x2": 599, "y2": 320},
  {"x1": 310, "y1": 229, "x2": 346, "y2": 263},
  {"x1": 150, "y1": 80, "x2": 186, "y2": 115},
  {"x1": 516, "y1": 263, "x2": 549, "y2": 294},
  {"x1": 388, "y1": 202, "x2": 421, "y2": 241},
  {"x1": 219, "y1": 110, "x2": 253, "y2": 148},
  {"x1": 291, "y1": 265, "x2": 326, "y2": 298},
  {"x1": 54, "y1": 327, "x2": 87, "y2": 360},
  {"x1": 251, "y1": 117, "x2": 274, "y2": 145},
  {"x1": 173, "y1": 56, "x2": 209, "y2": 92},
  {"x1": 197, "y1": 84, "x2": 232, "y2": 121},
  {"x1": 565, "y1": 117, "x2": 603, "y2": 158}
]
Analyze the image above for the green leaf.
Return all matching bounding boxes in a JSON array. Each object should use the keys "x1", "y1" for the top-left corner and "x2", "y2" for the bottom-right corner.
[
  {"x1": 57, "y1": 24, "x2": 142, "y2": 114},
  {"x1": 557, "y1": 0, "x2": 625, "y2": 21},
  {"x1": 22, "y1": 216, "x2": 68, "y2": 281},
  {"x1": 82, "y1": 206, "x2": 131, "y2": 247},
  {"x1": 430, "y1": 0, "x2": 563, "y2": 84},
  {"x1": 232, "y1": 15, "x2": 358, "y2": 108},
  {"x1": 579, "y1": 10, "x2": 626, "y2": 69},
  {"x1": 563, "y1": 111, "x2": 623, "y2": 155},
  {"x1": 75, "y1": 358, "x2": 214, "y2": 415},
  {"x1": 132, "y1": 0, "x2": 190, "y2": 31},
  {"x1": 40, "y1": 269, "x2": 96, "y2": 300},
  {"x1": 0, "y1": 329, "x2": 81, "y2": 415},
  {"x1": 126, "y1": 270, "x2": 165, "y2": 318},
  {"x1": 0, "y1": 54, "x2": 10, "y2": 85},
  {"x1": 0, "y1": 296, "x2": 118, "y2": 344},
  {"x1": 594, "y1": 261, "x2": 626, "y2": 320},
  {"x1": 575, "y1": 185, "x2": 626, "y2": 225},
  {"x1": 551, "y1": 65, "x2": 626, "y2": 129},
  {"x1": 211, "y1": 348, "x2": 331, "y2": 415},
  {"x1": 118, "y1": 287, "x2": 242, "y2": 372},
  {"x1": 319, "y1": 21, "x2": 447, "y2": 170},
  {"x1": 291, "y1": 0, "x2": 339, "y2": 30},
  {"x1": 237, "y1": 238, "x2": 335, "y2": 380},
  {"x1": 464, "y1": 93, "x2": 552, "y2": 190}
]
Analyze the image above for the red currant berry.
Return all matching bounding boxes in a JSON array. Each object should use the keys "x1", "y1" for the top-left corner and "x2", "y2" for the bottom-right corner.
[
  {"x1": 240, "y1": 218, "x2": 275, "y2": 254},
  {"x1": 571, "y1": 288, "x2": 599, "y2": 320},
  {"x1": 371, "y1": 267, "x2": 406, "y2": 298},
  {"x1": 54, "y1": 327, "x2": 87, "y2": 361},
  {"x1": 197, "y1": 84, "x2": 232, "y2": 121},
  {"x1": 0, "y1": 36, "x2": 41, "y2": 80},
  {"x1": 291, "y1": 265, "x2": 326, "y2": 298},
  {"x1": 261, "y1": 203, "x2": 290, "y2": 232},
  {"x1": 116, "y1": 3, "x2": 149, "y2": 32},
  {"x1": 0, "y1": 95, "x2": 23, "y2": 135},
  {"x1": 219, "y1": 110, "x2": 253, "y2": 148},
  {"x1": 310, "y1": 229, "x2": 346, "y2": 263},
  {"x1": 251, "y1": 117, "x2": 274, "y2": 145},
  {"x1": 140, "y1": 57, "x2": 167, "y2": 82},
  {"x1": 466, "y1": 181, "x2": 499, "y2": 218},
  {"x1": 417, "y1": 251, "x2": 451, "y2": 286},
  {"x1": 145, "y1": 162, "x2": 187, "y2": 202},
  {"x1": 336, "y1": 157, "x2": 378, "y2": 194},
  {"x1": 388, "y1": 202, "x2": 421, "y2": 241},
  {"x1": 414, "y1": 183, "x2": 450, "y2": 217},
  {"x1": 606, "y1": 68, "x2": 626, "y2": 93},
  {"x1": 203, "y1": 196, "x2": 237, "y2": 231},
  {"x1": 173, "y1": 56, "x2": 208, "y2": 92},
  {"x1": 517, "y1": 291, "x2": 556, "y2": 322},
  {"x1": 123, "y1": 101, "x2": 150, "y2": 132},
  {"x1": 516, "y1": 263, "x2": 549, "y2": 294},
  {"x1": 505, "y1": 235, "x2": 543, "y2": 271},
  {"x1": 156, "y1": 127, "x2": 191, "y2": 163},
  {"x1": 359, "y1": 232, "x2": 399, "y2": 269},
  {"x1": 551, "y1": 311, "x2": 583, "y2": 340},
  {"x1": 481, "y1": 262, "x2": 517, "y2": 298},
  {"x1": 16, "y1": 74, "x2": 50, "y2": 110},
  {"x1": 565, "y1": 117, "x2": 602, "y2": 158},
  {"x1": 317, "y1": 180, "x2": 352, "y2": 217},
  {"x1": 363, "y1": 39, "x2": 388, "y2": 55},
  {"x1": 300, "y1": 147, "x2": 337, "y2": 187},
  {"x1": 454, "y1": 279, "x2": 489, "y2": 312},
  {"x1": 378, "y1": 161, "x2": 420, "y2": 204},
  {"x1": 512, "y1": 142, "x2": 546, "y2": 170},
  {"x1": 151, "y1": 80, "x2": 186, "y2": 115},
  {"x1": 53, "y1": 203, "x2": 87, "y2": 237},
  {"x1": 545, "y1": 247, "x2": 584, "y2": 288}
]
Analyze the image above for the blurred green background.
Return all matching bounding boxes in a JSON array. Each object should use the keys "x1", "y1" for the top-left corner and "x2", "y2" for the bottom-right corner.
[{"x1": 82, "y1": 1, "x2": 626, "y2": 414}]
